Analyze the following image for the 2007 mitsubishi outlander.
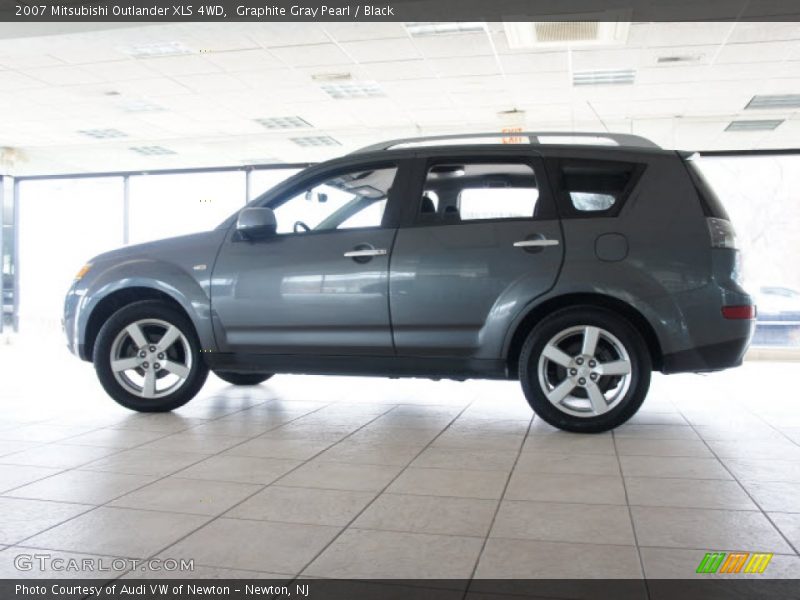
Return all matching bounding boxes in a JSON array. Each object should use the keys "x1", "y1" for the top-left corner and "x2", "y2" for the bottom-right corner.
[{"x1": 63, "y1": 132, "x2": 755, "y2": 433}]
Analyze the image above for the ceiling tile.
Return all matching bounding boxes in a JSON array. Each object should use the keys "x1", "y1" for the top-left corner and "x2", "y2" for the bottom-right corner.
[{"x1": 269, "y1": 43, "x2": 352, "y2": 67}]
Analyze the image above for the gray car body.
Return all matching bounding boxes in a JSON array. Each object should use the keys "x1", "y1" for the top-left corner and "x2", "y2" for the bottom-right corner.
[{"x1": 64, "y1": 143, "x2": 754, "y2": 379}]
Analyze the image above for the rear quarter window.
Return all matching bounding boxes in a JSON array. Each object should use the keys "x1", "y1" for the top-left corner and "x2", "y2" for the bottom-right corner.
[{"x1": 555, "y1": 159, "x2": 644, "y2": 217}]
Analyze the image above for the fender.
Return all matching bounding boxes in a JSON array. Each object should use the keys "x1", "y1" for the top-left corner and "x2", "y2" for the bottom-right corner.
[{"x1": 72, "y1": 230, "x2": 227, "y2": 359}]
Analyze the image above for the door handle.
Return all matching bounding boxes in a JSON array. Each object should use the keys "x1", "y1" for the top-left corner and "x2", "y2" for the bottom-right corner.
[
  {"x1": 343, "y1": 248, "x2": 388, "y2": 258},
  {"x1": 513, "y1": 239, "x2": 560, "y2": 248}
]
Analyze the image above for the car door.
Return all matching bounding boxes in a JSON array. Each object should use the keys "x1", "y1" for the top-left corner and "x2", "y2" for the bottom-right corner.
[
  {"x1": 211, "y1": 160, "x2": 408, "y2": 356},
  {"x1": 390, "y1": 150, "x2": 564, "y2": 360}
]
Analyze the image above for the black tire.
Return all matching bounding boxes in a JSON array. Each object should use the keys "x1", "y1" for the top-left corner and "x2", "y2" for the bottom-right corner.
[
  {"x1": 519, "y1": 306, "x2": 651, "y2": 433},
  {"x1": 214, "y1": 371, "x2": 273, "y2": 386},
  {"x1": 93, "y1": 300, "x2": 209, "y2": 412}
]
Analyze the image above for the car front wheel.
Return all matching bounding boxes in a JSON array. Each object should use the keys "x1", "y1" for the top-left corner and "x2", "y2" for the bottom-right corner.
[
  {"x1": 519, "y1": 307, "x2": 651, "y2": 433},
  {"x1": 93, "y1": 300, "x2": 208, "y2": 412}
]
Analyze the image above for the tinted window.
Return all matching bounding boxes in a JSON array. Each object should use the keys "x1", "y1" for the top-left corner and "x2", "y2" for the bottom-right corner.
[
  {"x1": 418, "y1": 162, "x2": 538, "y2": 222},
  {"x1": 560, "y1": 160, "x2": 639, "y2": 214}
]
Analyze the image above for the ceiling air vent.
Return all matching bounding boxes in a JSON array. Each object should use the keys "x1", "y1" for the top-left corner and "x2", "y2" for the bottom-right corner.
[
  {"x1": 573, "y1": 68, "x2": 636, "y2": 86},
  {"x1": 78, "y1": 128, "x2": 128, "y2": 139},
  {"x1": 725, "y1": 120, "x2": 784, "y2": 132},
  {"x1": 745, "y1": 94, "x2": 800, "y2": 110},
  {"x1": 129, "y1": 145, "x2": 177, "y2": 156},
  {"x1": 321, "y1": 81, "x2": 385, "y2": 99},
  {"x1": 254, "y1": 116, "x2": 312, "y2": 129},
  {"x1": 290, "y1": 136, "x2": 341, "y2": 147},
  {"x1": 536, "y1": 22, "x2": 599, "y2": 43},
  {"x1": 504, "y1": 16, "x2": 630, "y2": 48}
]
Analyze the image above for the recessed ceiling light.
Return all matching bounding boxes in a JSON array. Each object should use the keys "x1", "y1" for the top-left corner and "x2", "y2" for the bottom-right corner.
[
  {"x1": 254, "y1": 116, "x2": 312, "y2": 130},
  {"x1": 725, "y1": 119, "x2": 784, "y2": 132},
  {"x1": 321, "y1": 81, "x2": 385, "y2": 99},
  {"x1": 118, "y1": 98, "x2": 166, "y2": 113},
  {"x1": 78, "y1": 128, "x2": 128, "y2": 139},
  {"x1": 573, "y1": 68, "x2": 636, "y2": 86},
  {"x1": 657, "y1": 54, "x2": 703, "y2": 64},
  {"x1": 129, "y1": 145, "x2": 177, "y2": 156},
  {"x1": 405, "y1": 22, "x2": 487, "y2": 36},
  {"x1": 745, "y1": 94, "x2": 800, "y2": 110},
  {"x1": 121, "y1": 41, "x2": 193, "y2": 59},
  {"x1": 311, "y1": 72, "x2": 352, "y2": 82},
  {"x1": 290, "y1": 136, "x2": 341, "y2": 148}
]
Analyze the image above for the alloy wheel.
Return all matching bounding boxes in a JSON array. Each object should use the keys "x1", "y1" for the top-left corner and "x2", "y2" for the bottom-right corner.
[
  {"x1": 109, "y1": 318, "x2": 192, "y2": 399},
  {"x1": 536, "y1": 325, "x2": 632, "y2": 418}
]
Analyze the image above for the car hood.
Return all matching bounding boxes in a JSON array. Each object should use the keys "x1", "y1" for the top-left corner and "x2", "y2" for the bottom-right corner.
[{"x1": 88, "y1": 230, "x2": 224, "y2": 266}]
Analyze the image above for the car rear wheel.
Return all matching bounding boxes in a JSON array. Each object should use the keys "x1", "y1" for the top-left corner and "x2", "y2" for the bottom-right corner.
[
  {"x1": 93, "y1": 300, "x2": 208, "y2": 412},
  {"x1": 214, "y1": 371, "x2": 273, "y2": 386},
  {"x1": 519, "y1": 307, "x2": 651, "y2": 433}
]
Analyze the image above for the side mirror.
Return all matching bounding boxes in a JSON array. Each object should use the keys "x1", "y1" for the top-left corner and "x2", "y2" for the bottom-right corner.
[{"x1": 236, "y1": 207, "x2": 277, "y2": 240}]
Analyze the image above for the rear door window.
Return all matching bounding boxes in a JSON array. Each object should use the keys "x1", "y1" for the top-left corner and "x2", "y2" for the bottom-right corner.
[{"x1": 416, "y1": 162, "x2": 540, "y2": 223}]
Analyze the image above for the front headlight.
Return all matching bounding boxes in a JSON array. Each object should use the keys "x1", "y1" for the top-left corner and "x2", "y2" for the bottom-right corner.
[{"x1": 74, "y1": 263, "x2": 92, "y2": 281}]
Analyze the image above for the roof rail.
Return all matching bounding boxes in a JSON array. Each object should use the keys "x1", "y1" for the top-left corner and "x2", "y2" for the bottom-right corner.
[{"x1": 351, "y1": 131, "x2": 660, "y2": 154}]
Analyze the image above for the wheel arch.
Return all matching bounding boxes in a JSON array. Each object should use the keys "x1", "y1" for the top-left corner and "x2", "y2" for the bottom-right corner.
[
  {"x1": 83, "y1": 287, "x2": 197, "y2": 362},
  {"x1": 505, "y1": 292, "x2": 663, "y2": 378}
]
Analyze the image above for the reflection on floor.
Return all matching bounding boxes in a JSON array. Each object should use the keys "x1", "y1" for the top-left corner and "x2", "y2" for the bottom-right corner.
[{"x1": 0, "y1": 342, "x2": 799, "y2": 581}]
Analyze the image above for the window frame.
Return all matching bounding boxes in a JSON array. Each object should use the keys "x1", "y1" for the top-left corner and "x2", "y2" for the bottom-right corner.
[
  {"x1": 402, "y1": 151, "x2": 556, "y2": 228},
  {"x1": 547, "y1": 156, "x2": 646, "y2": 219}
]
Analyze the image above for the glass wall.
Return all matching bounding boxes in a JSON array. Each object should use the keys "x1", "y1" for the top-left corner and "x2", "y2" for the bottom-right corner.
[
  {"x1": 1, "y1": 176, "x2": 12, "y2": 333},
  {"x1": 249, "y1": 167, "x2": 302, "y2": 201},
  {"x1": 128, "y1": 171, "x2": 246, "y2": 245},
  {"x1": 17, "y1": 177, "x2": 125, "y2": 339},
  {"x1": 696, "y1": 154, "x2": 800, "y2": 348},
  {"x1": 13, "y1": 166, "x2": 304, "y2": 338}
]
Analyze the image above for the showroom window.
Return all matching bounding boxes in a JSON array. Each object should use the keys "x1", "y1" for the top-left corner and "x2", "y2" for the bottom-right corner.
[
  {"x1": 128, "y1": 171, "x2": 246, "y2": 244},
  {"x1": 418, "y1": 162, "x2": 539, "y2": 222},
  {"x1": 17, "y1": 177, "x2": 125, "y2": 338},
  {"x1": 249, "y1": 167, "x2": 304, "y2": 201},
  {"x1": 695, "y1": 154, "x2": 800, "y2": 349}
]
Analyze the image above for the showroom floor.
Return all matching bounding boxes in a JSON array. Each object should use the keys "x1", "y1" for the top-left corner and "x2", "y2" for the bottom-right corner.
[{"x1": 0, "y1": 340, "x2": 799, "y2": 582}]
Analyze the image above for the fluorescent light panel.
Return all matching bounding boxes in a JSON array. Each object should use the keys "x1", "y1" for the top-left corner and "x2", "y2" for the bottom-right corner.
[
  {"x1": 321, "y1": 81, "x2": 385, "y2": 99},
  {"x1": 254, "y1": 116, "x2": 312, "y2": 130},
  {"x1": 78, "y1": 128, "x2": 128, "y2": 139},
  {"x1": 290, "y1": 136, "x2": 340, "y2": 147},
  {"x1": 119, "y1": 98, "x2": 166, "y2": 113},
  {"x1": 122, "y1": 41, "x2": 193, "y2": 58},
  {"x1": 745, "y1": 94, "x2": 800, "y2": 110},
  {"x1": 405, "y1": 22, "x2": 487, "y2": 36},
  {"x1": 573, "y1": 68, "x2": 636, "y2": 86},
  {"x1": 725, "y1": 120, "x2": 784, "y2": 132},
  {"x1": 129, "y1": 145, "x2": 177, "y2": 156}
]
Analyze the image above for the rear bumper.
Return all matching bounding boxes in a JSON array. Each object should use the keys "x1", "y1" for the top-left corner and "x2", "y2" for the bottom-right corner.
[{"x1": 661, "y1": 335, "x2": 752, "y2": 374}]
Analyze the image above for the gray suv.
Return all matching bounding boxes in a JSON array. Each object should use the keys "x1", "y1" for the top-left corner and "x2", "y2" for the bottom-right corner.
[{"x1": 63, "y1": 132, "x2": 755, "y2": 433}]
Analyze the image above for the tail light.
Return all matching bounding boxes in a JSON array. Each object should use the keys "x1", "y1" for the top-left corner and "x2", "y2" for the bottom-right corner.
[
  {"x1": 722, "y1": 305, "x2": 756, "y2": 320},
  {"x1": 706, "y1": 217, "x2": 738, "y2": 249}
]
